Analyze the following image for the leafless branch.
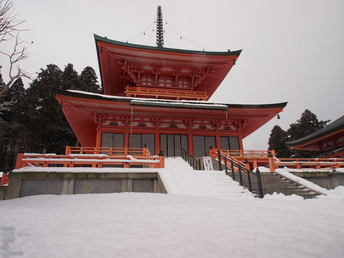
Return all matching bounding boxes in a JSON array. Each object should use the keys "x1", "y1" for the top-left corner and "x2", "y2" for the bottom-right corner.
[
  {"x1": 0, "y1": 0, "x2": 26, "y2": 43},
  {"x1": 0, "y1": 0, "x2": 29, "y2": 108},
  {"x1": 0, "y1": 33, "x2": 29, "y2": 99}
]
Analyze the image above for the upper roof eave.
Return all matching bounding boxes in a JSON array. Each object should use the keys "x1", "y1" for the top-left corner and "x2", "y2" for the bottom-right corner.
[
  {"x1": 55, "y1": 89, "x2": 288, "y2": 110},
  {"x1": 94, "y1": 34, "x2": 242, "y2": 56}
]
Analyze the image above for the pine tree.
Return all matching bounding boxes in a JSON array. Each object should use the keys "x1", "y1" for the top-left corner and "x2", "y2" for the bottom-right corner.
[
  {"x1": 0, "y1": 63, "x2": 102, "y2": 165},
  {"x1": 287, "y1": 109, "x2": 329, "y2": 142},
  {"x1": 79, "y1": 66, "x2": 101, "y2": 93},
  {"x1": 0, "y1": 77, "x2": 25, "y2": 121},
  {"x1": 18, "y1": 64, "x2": 76, "y2": 154},
  {"x1": 61, "y1": 63, "x2": 80, "y2": 90},
  {"x1": 0, "y1": 77, "x2": 26, "y2": 167},
  {"x1": 287, "y1": 109, "x2": 330, "y2": 158},
  {"x1": 268, "y1": 125, "x2": 290, "y2": 158}
]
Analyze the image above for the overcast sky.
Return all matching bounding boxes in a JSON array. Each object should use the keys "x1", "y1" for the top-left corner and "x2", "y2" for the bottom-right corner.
[{"x1": 1, "y1": 0, "x2": 344, "y2": 150}]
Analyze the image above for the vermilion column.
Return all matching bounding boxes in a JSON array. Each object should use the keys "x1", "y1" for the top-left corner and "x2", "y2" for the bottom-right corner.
[
  {"x1": 238, "y1": 133, "x2": 244, "y2": 150},
  {"x1": 96, "y1": 127, "x2": 102, "y2": 148},
  {"x1": 155, "y1": 132, "x2": 160, "y2": 156},
  {"x1": 188, "y1": 132, "x2": 193, "y2": 156}
]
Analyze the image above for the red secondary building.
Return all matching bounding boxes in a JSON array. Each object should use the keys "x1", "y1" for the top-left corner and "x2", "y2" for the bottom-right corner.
[
  {"x1": 287, "y1": 115, "x2": 344, "y2": 158},
  {"x1": 56, "y1": 8, "x2": 287, "y2": 157}
]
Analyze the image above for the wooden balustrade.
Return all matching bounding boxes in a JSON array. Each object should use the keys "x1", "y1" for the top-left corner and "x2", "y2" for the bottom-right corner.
[
  {"x1": 210, "y1": 148, "x2": 344, "y2": 172},
  {"x1": 15, "y1": 146, "x2": 164, "y2": 169},
  {"x1": 125, "y1": 86, "x2": 208, "y2": 100}
]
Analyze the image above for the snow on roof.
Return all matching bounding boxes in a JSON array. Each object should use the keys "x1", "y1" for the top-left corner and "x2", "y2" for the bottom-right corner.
[{"x1": 63, "y1": 89, "x2": 287, "y2": 109}]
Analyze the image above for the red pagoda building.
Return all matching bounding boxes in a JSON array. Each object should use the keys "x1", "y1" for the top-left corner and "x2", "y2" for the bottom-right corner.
[{"x1": 56, "y1": 7, "x2": 287, "y2": 157}]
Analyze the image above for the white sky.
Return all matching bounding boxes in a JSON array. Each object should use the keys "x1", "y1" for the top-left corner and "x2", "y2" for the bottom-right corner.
[{"x1": 1, "y1": 0, "x2": 344, "y2": 150}]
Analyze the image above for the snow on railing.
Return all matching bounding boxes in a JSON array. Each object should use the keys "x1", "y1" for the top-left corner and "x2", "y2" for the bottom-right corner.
[
  {"x1": 14, "y1": 147, "x2": 164, "y2": 170},
  {"x1": 211, "y1": 149, "x2": 344, "y2": 172}
]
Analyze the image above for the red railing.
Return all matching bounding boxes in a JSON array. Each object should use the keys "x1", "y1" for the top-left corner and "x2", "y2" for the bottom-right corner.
[
  {"x1": 14, "y1": 146, "x2": 164, "y2": 170},
  {"x1": 220, "y1": 149, "x2": 275, "y2": 159},
  {"x1": 65, "y1": 146, "x2": 152, "y2": 156},
  {"x1": 210, "y1": 148, "x2": 249, "y2": 172},
  {"x1": 125, "y1": 86, "x2": 208, "y2": 101},
  {"x1": 210, "y1": 148, "x2": 344, "y2": 172},
  {"x1": 0, "y1": 172, "x2": 9, "y2": 185},
  {"x1": 273, "y1": 157, "x2": 344, "y2": 170}
]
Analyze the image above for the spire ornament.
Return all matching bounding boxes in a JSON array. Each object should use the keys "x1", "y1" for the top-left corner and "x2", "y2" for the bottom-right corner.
[{"x1": 156, "y1": 6, "x2": 164, "y2": 47}]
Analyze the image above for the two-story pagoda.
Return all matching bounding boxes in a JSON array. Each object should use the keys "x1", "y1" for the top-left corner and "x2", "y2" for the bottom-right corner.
[{"x1": 56, "y1": 7, "x2": 287, "y2": 157}]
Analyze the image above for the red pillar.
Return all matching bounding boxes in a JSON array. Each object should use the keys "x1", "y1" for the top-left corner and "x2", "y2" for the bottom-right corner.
[
  {"x1": 96, "y1": 127, "x2": 102, "y2": 148},
  {"x1": 155, "y1": 131, "x2": 160, "y2": 156},
  {"x1": 188, "y1": 132, "x2": 193, "y2": 156}
]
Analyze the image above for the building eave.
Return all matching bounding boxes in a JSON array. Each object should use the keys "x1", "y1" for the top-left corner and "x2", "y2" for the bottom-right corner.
[
  {"x1": 94, "y1": 34, "x2": 242, "y2": 56},
  {"x1": 286, "y1": 115, "x2": 344, "y2": 150}
]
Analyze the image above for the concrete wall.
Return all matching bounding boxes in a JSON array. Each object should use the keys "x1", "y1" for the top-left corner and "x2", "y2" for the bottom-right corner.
[
  {"x1": 5, "y1": 171, "x2": 167, "y2": 200},
  {"x1": 291, "y1": 171, "x2": 344, "y2": 190},
  {"x1": 0, "y1": 186, "x2": 7, "y2": 200}
]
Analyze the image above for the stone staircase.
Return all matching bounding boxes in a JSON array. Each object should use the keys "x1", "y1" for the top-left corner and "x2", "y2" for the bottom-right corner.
[
  {"x1": 211, "y1": 158, "x2": 319, "y2": 199},
  {"x1": 162, "y1": 157, "x2": 255, "y2": 199},
  {"x1": 230, "y1": 171, "x2": 319, "y2": 199}
]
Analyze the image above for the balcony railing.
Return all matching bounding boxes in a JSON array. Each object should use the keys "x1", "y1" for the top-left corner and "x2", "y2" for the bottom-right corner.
[
  {"x1": 14, "y1": 146, "x2": 164, "y2": 170},
  {"x1": 125, "y1": 86, "x2": 208, "y2": 100},
  {"x1": 213, "y1": 148, "x2": 344, "y2": 171}
]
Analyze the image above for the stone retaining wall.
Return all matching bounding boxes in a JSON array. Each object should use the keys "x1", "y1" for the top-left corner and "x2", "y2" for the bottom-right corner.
[{"x1": 5, "y1": 171, "x2": 167, "y2": 200}]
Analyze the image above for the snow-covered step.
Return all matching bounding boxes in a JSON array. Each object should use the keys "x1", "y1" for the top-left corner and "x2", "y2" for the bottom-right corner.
[{"x1": 159, "y1": 157, "x2": 255, "y2": 199}]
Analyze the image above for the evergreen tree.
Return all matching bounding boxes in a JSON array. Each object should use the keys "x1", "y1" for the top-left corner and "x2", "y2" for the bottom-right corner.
[
  {"x1": 19, "y1": 64, "x2": 76, "y2": 154},
  {"x1": 268, "y1": 110, "x2": 330, "y2": 158},
  {"x1": 61, "y1": 63, "x2": 80, "y2": 90},
  {"x1": 0, "y1": 77, "x2": 26, "y2": 167},
  {"x1": 286, "y1": 109, "x2": 330, "y2": 158},
  {"x1": 0, "y1": 77, "x2": 25, "y2": 121},
  {"x1": 268, "y1": 125, "x2": 290, "y2": 158},
  {"x1": 79, "y1": 66, "x2": 101, "y2": 93},
  {"x1": 287, "y1": 109, "x2": 329, "y2": 142},
  {"x1": 0, "y1": 63, "x2": 101, "y2": 166}
]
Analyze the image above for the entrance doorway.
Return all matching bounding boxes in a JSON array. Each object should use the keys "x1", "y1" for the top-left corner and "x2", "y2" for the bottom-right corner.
[
  {"x1": 192, "y1": 136, "x2": 216, "y2": 157},
  {"x1": 160, "y1": 134, "x2": 188, "y2": 157}
]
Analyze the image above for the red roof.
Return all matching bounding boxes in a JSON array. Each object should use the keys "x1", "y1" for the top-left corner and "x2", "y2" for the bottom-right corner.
[
  {"x1": 94, "y1": 34, "x2": 241, "y2": 99},
  {"x1": 56, "y1": 90, "x2": 286, "y2": 147}
]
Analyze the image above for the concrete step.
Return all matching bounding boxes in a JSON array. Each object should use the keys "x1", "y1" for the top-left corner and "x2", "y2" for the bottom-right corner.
[{"x1": 212, "y1": 160, "x2": 320, "y2": 199}]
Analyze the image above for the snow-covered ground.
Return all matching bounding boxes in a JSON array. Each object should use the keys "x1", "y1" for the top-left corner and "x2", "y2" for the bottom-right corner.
[{"x1": 1, "y1": 158, "x2": 344, "y2": 257}]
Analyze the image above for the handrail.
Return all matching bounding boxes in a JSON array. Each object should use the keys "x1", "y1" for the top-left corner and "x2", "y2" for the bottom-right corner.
[
  {"x1": 220, "y1": 149, "x2": 276, "y2": 159},
  {"x1": 125, "y1": 86, "x2": 208, "y2": 100},
  {"x1": 181, "y1": 147, "x2": 201, "y2": 170},
  {"x1": 210, "y1": 148, "x2": 264, "y2": 198},
  {"x1": 15, "y1": 147, "x2": 164, "y2": 169},
  {"x1": 271, "y1": 157, "x2": 344, "y2": 171},
  {"x1": 218, "y1": 149, "x2": 344, "y2": 172},
  {"x1": 65, "y1": 146, "x2": 150, "y2": 156}
]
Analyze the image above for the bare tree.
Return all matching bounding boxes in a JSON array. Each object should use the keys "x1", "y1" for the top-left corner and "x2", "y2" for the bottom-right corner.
[
  {"x1": 0, "y1": 0, "x2": 25, "y2": 42},
  {"x1": 0, "y1": 0, "x2": 29, "y2": 109}
]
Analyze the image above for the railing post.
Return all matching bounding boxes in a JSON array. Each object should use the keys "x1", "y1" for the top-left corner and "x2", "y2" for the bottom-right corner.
[
  {"x1": 231, "y1": 160, "x2": 235, "y2": 180},
  {"x1": 268, "y1": 152, "x2": 275, "y2": 172},
  {"x1": 15, "y1": 153, "x2": 25, "y2": 169},
  {"x1": 244, "y1": 159, "x2": 250, "y2": 170},
  {"x1": 247, "y1": 170, "x2": 252, "y2": 192},
  {"x1": 238, "y1": 166, "x2": 243, "y2": 186},
  {"x1": 0, "y1": 172, "x2": 9, "y2": 186},
  {"x1": 65, "y1": 146, "x2": 70, "y2": 155},
  {"x1": 256, "y1": 168, "x2": 264, "y2": 198},
  {"x1": 218, "y1": 149, "x2": 222, "y2": 171},
  {"x1": 224, "y1": 157, "x2": 228, "y2": 175},
  {"x1": 159, "y1": 156, "x2": 165, "y2": 168}
]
